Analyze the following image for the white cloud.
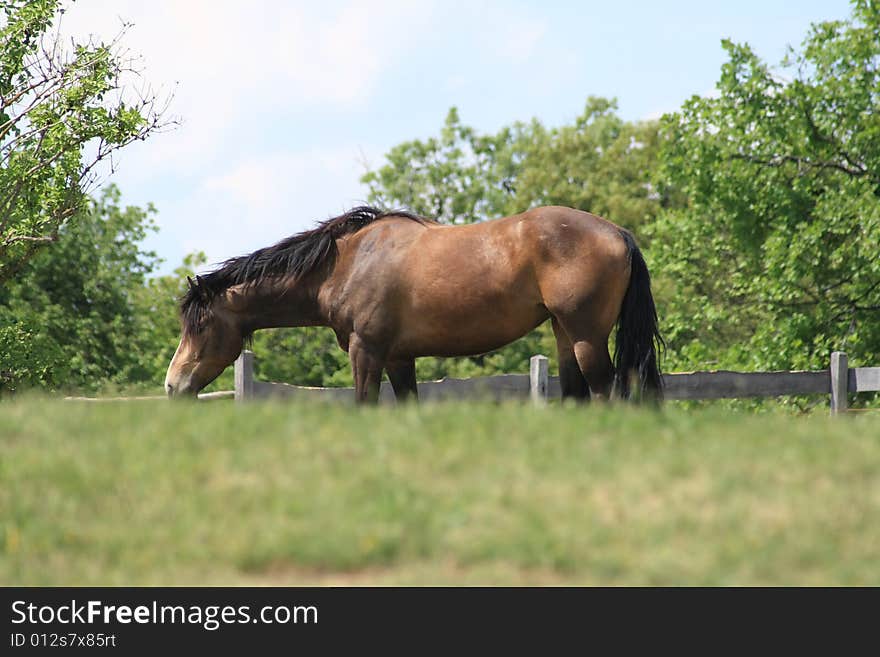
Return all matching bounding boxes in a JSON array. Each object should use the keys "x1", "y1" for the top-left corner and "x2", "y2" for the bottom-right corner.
[
  {"x1": 493, "y1": 14, "x2": 547, "y2": 61},
  {"x1": 273, "y1": 3, "x2": 418, "y2": 105},
  {"x1": 59, "y1": 1, "x2": 435, "y2": 175},
  {"x1": 158, "y1": 145, "x2": 380, "y2": 268},
  {"x1": 203, "y1": 148, "x2": 368, "y2": 214}
]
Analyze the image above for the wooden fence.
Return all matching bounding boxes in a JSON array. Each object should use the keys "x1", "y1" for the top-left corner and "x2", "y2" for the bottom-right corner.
[{"x1": 233, "y1": 350, "x2": 880, "y2": 415}]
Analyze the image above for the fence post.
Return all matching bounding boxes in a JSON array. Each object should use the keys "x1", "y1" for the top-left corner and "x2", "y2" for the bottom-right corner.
[
  {"x1": 235, "y1": 350, "x2": 254, "y2": 402},
  {"x1": 830, "y1": 351, "x2": 848, "y2": 416},
  {"x1": 530, "y1": 354, "x2": 549, "y2": 407}
]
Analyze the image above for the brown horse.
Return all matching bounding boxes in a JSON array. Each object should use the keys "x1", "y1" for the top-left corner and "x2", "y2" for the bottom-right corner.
[{"x1": 165, "y1": 206, "x2": 663, "y2": 403}]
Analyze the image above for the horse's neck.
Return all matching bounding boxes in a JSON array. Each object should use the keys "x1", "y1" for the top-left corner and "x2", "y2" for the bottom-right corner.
[{"x1": 235, "y1": 277, "x2": 326, "y2": 332}]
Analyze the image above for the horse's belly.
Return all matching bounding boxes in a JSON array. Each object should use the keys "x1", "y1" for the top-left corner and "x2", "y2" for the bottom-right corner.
[{"x1": 392, "y1": 289, "x2": 548, "y2": 358}]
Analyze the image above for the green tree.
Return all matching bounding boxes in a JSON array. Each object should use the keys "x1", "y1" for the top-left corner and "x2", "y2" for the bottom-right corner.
[
  {"x1": 513, "y1": 97, "x2": 674, "y2": 236},
  {"x1": 652, "y1": 0, "x2": 880, "y2": 373},
  {"x1": 362, "y1": 97, "x2": 670, "y2": 233},
  {"x1": 362, "y1": 105, "x2": 531, "y2": 224},
  {"x1": 250, "y1": 327, "x2": 352, "y2": 388},
  {"x1": 0, "y1": 184, "x2": 161, "y2": 393},
  {"x1": 0, "y1": 0, "x2": 170, "y2": 284}
]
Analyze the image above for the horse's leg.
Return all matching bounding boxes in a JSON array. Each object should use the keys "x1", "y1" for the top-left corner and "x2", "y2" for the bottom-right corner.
[
  {"x1": 386, "y1": 359, "x2": 418, "y2": 403},
  {"x1": 551, "y1": 312, "x2": 615, "y2": 400},
  {"x1": 551, "y1": 317, "x2": 589, "y2": 401},
  {"x1": 546, "y1": 276, "x2": 621, "y2": 401},
  {"x1": 348, "y1": 334, "x2": 385, "y2": 404},
  {"x1": 571, "y1": 336, "x2": 614, "y2": 400}
]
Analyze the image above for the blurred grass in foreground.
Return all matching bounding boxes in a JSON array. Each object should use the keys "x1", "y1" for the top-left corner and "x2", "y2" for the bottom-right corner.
[{"x1": 0, "y1": 398, "x2": 878, "y2": 585}]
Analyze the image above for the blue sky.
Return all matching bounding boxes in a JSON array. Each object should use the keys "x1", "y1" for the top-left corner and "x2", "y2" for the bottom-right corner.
[{"x1": 61, "y1": 0, "x2": 854, "y2": 275}]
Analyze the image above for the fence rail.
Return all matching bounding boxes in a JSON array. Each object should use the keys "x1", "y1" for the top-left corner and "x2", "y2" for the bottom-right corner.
[
  {"x1": 233, "y1": 350, "x2": 879, "y2": 415},
  {"x1": 64, "y1": 390, "x2": 235, "y2": 402},
  {"x1": 62, "y1": 350, "x2": 877, "y2": 413}
]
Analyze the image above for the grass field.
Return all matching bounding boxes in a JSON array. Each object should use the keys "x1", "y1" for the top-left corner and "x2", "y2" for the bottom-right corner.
[{"x1": 1, "y1": 398, "x2": 878, "y2": 585}]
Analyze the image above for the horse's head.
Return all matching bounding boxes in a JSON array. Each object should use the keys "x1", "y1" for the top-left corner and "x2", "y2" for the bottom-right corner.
[{"x1": 165, "y1": 277, "x2": 246, "y2": 398}]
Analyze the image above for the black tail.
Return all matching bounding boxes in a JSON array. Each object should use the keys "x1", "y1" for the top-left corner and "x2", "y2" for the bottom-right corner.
[{"x1": 613, "y1": 230, "x2": 664, "y2": 401}]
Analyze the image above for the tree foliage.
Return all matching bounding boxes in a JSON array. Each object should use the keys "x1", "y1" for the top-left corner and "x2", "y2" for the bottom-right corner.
[
  {"x1": 362, "y1": 98, "x2": 668, "y2": 234},
  {"x1": 0, "y1": 185, "x2": 161, "y2": 392},
  {"x1": 0, "y1": 0, "x2": 171, "y2": 284},
  {"x1": 651, "y1": 0, "x2": 880, "y2": 372}
]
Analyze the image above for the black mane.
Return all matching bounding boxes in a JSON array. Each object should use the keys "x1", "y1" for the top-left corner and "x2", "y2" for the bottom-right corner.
[{"x1": 180, "y1": 206, "x2": 429, "y2": 335}]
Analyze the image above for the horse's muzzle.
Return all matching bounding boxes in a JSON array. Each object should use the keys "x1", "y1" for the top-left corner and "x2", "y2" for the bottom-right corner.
[{"x1": 166, "y1": 382, "x2": 198, "y2": 399}]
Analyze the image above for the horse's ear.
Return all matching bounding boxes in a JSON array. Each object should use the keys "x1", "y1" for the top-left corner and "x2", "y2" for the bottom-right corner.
[{"x1": 186, "y1": 275, "x2": 210, "y2": 301}]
